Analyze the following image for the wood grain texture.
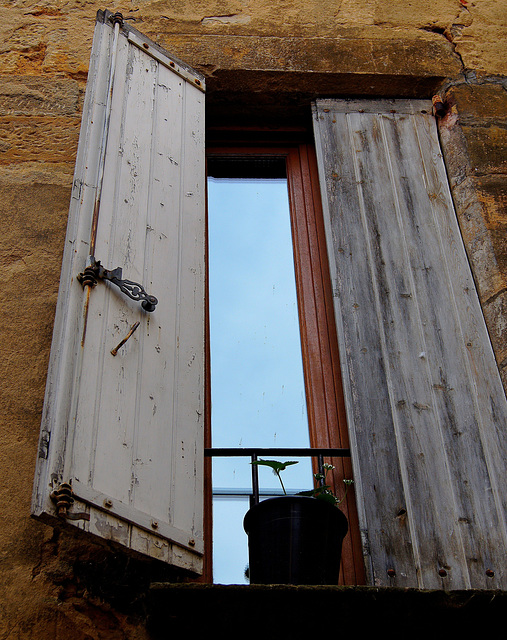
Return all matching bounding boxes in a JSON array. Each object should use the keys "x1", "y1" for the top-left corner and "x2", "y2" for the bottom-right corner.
[
  {"x1": 32, "y1": 14, "x2": 206, "y2": 573},
  {"x1": 313, "y1": 99, "x2": 507, "y2": 589}
]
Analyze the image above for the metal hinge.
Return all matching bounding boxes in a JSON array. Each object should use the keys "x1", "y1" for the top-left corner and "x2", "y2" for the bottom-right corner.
[
  {"x1": 38, "y1": 429, "x2": 50, "y2": 459},
  {"x1": 50, "y1": 482, "x2": 90, "y2": 522},
  {"x1": 77, "y1": 256, "x2": 158, "y2": 312}
]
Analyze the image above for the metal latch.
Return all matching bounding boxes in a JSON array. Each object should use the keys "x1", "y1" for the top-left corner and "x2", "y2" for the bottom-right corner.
[{"x1": 78, "y1": 256, "x2": 158, "y2": 312}]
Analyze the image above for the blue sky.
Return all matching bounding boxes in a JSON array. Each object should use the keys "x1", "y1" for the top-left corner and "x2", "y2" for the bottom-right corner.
[{"x1": 208, "y1": 176, "x2": 312, "y2": 583}]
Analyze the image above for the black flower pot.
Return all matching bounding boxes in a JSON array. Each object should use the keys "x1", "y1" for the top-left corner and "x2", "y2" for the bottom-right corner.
[{"x1": 243, "y1": 495, "x2": 348, "y2": 585}]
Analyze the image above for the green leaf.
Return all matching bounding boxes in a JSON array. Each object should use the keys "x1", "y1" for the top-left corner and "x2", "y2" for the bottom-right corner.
[
  {"x1": 315, "y1": 491, "x2": 338, "y2": 505},
  {"x1": 312, "y1": 485, "x2": 332, "y2": 494},
  {"x1": 251, "y1": 459, "x2": 299, "y2": 473}
]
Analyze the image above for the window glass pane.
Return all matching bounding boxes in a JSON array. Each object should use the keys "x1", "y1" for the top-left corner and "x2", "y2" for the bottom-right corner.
[
  {"x1": 212, "y1": 496, "x2": 249, "y2": 585},
  {"x1": 208, "y1": 167, "x2": 312, "y2": 583}
]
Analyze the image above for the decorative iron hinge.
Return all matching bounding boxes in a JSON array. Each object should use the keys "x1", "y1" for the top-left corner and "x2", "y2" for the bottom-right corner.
[
  {"x1": 77, "y1": 256, "x2": 158, "y2": 312},
  {"x1": 50, "y1": 482, "x2": 90, "y2": 522}
]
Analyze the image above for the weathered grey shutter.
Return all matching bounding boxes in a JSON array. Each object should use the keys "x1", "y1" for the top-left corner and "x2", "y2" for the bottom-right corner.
[
  {"x1": 313, "y1": 99, "x2": 507, "y2": 589},
  {"x1": 32, "y1": 10, "x2": 206, "y2": 573}
]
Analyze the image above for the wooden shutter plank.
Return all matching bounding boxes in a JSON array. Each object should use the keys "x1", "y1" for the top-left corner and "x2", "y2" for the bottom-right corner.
[
  {"x1": 410, "y1": 113, "x2": 507, "y2": 579},
  {"x1": 314, "y1": 109, "x2": 418, "y2": 584},
  {"x1": 81, "y1": 35, "x2": 167, "y2": 504},
  {"x1": 356, "y1": 110, "x2": 475, "y2": 586},
  {"x1": 313, "y1": 99, "x2": 507, "y2": 589},
  {"x1": 357, "y1": 110, "x2": 480, "y2": 586},
  {"x1": 130, "y1": 47, "x2": 189, "y2": 524},
  {"x1": 347, "y1": 110, "x2": 450, "y2": 585},
  {"x1": 166, "y1": 80, "x2": 206, "y2": 536},
  {"x1": 71, "y1": 32, "x2": 158, "y2": 502}
]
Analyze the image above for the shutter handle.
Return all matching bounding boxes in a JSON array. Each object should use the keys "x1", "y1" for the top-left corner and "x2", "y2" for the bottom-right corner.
[{"x1": 78, "y1": 256, "x2": 158, "y2": 312}]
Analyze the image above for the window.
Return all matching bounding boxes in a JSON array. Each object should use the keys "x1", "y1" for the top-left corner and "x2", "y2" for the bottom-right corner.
[
  {"x1": 33, "y1": 12, "x2": 507, "y2": 590},
  {"x1": 203, "y1": 137, "x2": 364, "y2": 584}
]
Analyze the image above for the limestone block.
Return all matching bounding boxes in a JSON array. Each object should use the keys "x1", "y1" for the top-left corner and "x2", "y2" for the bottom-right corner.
[
  {"x1": 448, "y1": 84, "x2": 507, "y2": 126},
  {"x1": 483, "y1": 290, "x2": 507, "y2": 371},
  {"x1": 164, "y1": 33, "x2": 461, "y2": 86},
  {"x1": 461, "y1": 125, "x2": 507, "y2": 176},
  {"x1": 452, "y1": 0, "x2": 507, "y2": 75},
  {"x1": 373, "y1": 0, "x2": 461, "y2": 29},
  {"x1": 0, "y1": 116, "x2": 81, "y2": 165},
  {"x1": 0, "y1": 76, "x2": 81, "y2": 116}
]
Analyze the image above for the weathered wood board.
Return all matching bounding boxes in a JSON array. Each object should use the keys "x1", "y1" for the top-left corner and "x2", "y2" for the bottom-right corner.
[
  {"x1": 32, "y1": 10, "x2": 206, "y2": 573},
  {"x1": 313, "y1": 99, "x2": 507, "y2": 589}
]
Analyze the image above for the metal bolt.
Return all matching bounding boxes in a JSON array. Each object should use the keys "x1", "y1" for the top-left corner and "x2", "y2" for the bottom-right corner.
[
  {"x1": 486, "y1": 569, "x2": 495, "y2": 577},
  {"x1": 438, "y1": 568, "x2": 447, "y2": 577},
  {"x1": 188, "y1": 538, "x2": 195, "y2": 547},
  {"x1": 104, "y1": 499, "x2": 113, "y2": 508},
  {"x1": 387, "y1": 569, "x2": 396, "y2": 577},
  {"x1": 151, "y1": 521, "x2": 158, "y2": 529}
]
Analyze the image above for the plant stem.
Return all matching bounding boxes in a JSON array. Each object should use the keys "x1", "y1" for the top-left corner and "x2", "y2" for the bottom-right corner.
[
  {"x1": 277, "y1": 472, "x2": 287, "y2": 495},
  {"x1": 336, "y1": 482, "x2": 351, "y2": 505}
]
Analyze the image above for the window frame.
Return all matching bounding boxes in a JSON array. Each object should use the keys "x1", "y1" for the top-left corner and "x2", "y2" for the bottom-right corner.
[{"x1": 203, "y1": 133, "x2": 365, "y2": 585}]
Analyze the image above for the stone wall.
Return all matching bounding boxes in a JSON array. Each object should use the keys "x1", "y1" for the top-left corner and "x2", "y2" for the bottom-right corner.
[
  {"x1": 440, "y1": 81, "x2": 507, "y2": 386},
  {"x1": 0, "y1": 1, "x2": 505, "y2": 637}
]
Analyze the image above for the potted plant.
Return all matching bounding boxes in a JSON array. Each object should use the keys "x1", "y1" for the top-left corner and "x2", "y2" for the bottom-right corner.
[{"x1": 243, "y1": 460, "x2": 352, "y2": 585}]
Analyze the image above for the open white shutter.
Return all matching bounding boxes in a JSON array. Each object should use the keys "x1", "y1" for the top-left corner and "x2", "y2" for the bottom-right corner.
[
  {"x1": 313, "y1": 99, "x2": 507, "y2": 589},
  {"x1": 32, "y1": 10, "x2": 206, "y2": 573}
]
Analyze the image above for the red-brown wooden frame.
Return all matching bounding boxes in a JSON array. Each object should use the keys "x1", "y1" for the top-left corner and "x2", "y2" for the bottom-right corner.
[{"x1": 202, "y1": 133, "x2": 365, "y2": 585}]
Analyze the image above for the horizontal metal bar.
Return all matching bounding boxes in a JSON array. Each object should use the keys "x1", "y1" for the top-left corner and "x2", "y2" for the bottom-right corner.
[
  {"x1": 204, "y1": 447, "x2": 350, "y2": 457},
  {"x1": 212, "y1": 488, "x2": 293, "y2": 496}
]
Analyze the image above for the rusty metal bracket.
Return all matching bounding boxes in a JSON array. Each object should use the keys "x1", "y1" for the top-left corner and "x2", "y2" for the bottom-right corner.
[
  {"x1": 108, "y1": 12, "x2": 124, "y2": 27},
  {"x1": 78, "y1": 256, "x2": 158, "y2": 312},
  {"x1": 50, "y1": 483, "x2": 90, "y2": 521},
  {"x1": 432, "y1": 95, "x2": 447, "y2": 117}
]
